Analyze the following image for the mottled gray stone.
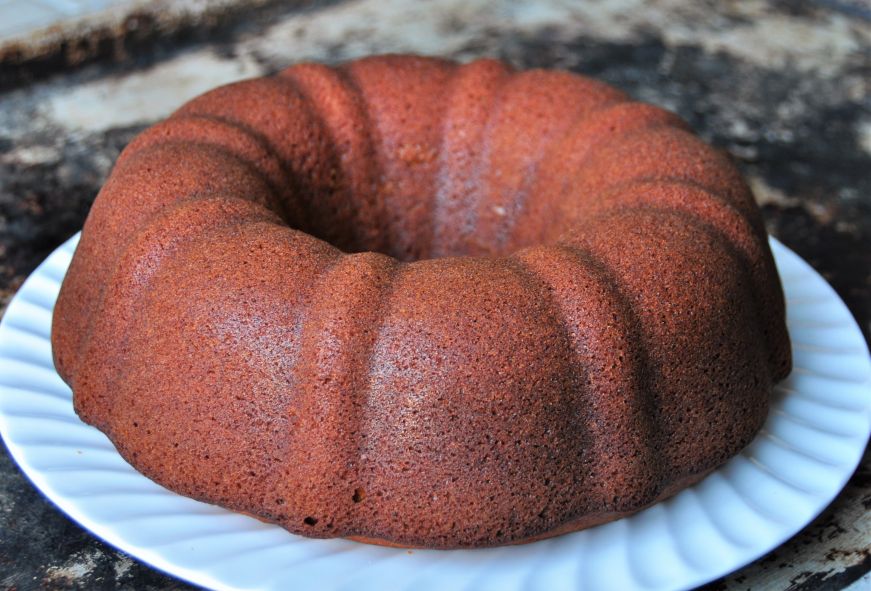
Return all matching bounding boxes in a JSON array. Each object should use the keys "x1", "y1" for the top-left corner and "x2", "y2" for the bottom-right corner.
[{"x1": 0, "y1": 0, "x2": 868, "y2": 589}]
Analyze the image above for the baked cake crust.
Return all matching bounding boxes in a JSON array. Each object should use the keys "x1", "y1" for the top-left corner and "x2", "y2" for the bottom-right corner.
[{"x1": 51, "y1": 55, "x2": 791, "y2": 549}]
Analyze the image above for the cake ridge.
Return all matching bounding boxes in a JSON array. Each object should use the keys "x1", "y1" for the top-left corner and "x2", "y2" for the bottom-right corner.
[
  {"x1": 430, "y1": 58, "x2": 511, "y2": 258},
  {"x1": 338, "y1": 60, "x2": 399, "y2": 258},
  {"x1": 288, "y1": 250, "x2": 400, "y2": 537},
  {"x1": 585, "y1": 176, "x2": 785, "y2": 377},
  {"x1": 506, "y1": 247, "x2": 664, "y2": 511},
  {"x1": 578, "y1": 124, "x2": 766, "y2": 238},
  {"x1": 348, "y1": 258, "x2": 402, "y2": 538},
  {"x1": 99, "y1": 220, "x2": 341, "y2": 526},
  {"x1": 549, "y1": 242, "x2": 668, "y2": 496},
  {"x1": 543, "y1": 122, "x2": 761, "y2": 229},
  {"x1": 192, "y1": 112, "x2": 307, "y2": 227},
  {"x1": 423, "y1": 63, "x2": 457, "y2": 262},
  {"x1": 269, "y1": 74, "x2": 347, "y2": 239},
  {"x1": 274, "y1": 71, "x2": 364, "y2": 251},
  {"x1": 74, "y1": 196, "x2": 279, "y2": 393},
  {"x1": 278, "y1": 253, "x2": 359, "y2": 533},
  {"x1": 482, "y1": 71, "x2": 627, "y2": 254},
  {"x1": 581, "y1": 175, "x2": 761, "y2": 251},
  {"x1": 175, "y1": 76, "x2": 340, "y2": 236},
  {"x1": 562, "y1": 207, "x2": 771, "y2": 476},
  {"x1": 459, "y1": 60, "x2": 515, "y2": 256},
  {"x1": 54, "y1": 141, "x2": 277, "y2": 382},
  {"x1": 515, "y1": 101, "x2": 684, "y2": 248},
  {"x1": 122, "y1": 135, "x2": 286, "y2": 214},
  {"x1": 279, "y1": 64, "x2": 384, "y2": 254},
  {"x1": 120, "y1": 114, "x2": 291, "y2": 210},
  {"x1": 341, "y1": 56, "x2": 454, "y2": 261}
]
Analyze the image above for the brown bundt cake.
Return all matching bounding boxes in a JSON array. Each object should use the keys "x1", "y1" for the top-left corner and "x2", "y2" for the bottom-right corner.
[{"x1": 51, "y1": 54, "x2": 791, "y2": 549}]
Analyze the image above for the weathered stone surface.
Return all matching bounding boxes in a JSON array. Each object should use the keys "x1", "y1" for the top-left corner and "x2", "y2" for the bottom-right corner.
[{"x1": 1, "y1": 0, "x2": 868, "y2": 588}]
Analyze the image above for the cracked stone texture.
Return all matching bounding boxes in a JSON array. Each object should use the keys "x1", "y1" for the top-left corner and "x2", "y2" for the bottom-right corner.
[{"x1": 0, "y1": 0, "x2": 869, "y2": 589}]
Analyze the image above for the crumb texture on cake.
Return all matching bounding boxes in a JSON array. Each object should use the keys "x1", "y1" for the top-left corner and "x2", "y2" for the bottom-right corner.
[{"x1": 51, "y1": 55, "x2": 791, "y2": 549}]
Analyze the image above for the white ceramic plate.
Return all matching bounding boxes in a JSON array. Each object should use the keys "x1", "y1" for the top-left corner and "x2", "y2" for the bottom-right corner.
[{"x1": 1, "y1": 234, "x2": 869, "y2": 591}]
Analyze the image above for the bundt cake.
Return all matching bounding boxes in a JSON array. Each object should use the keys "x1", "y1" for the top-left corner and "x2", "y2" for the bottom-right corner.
[{"x1": 51, "y1": 54, "x2": 791, "y2": 549}]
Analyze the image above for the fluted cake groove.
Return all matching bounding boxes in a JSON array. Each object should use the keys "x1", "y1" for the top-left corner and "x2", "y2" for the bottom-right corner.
[{"x1": 51, "y1": 54, "x2": 791, "y2": 549}]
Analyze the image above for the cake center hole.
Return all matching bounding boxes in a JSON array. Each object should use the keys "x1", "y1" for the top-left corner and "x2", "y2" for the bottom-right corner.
[{"x1": 291, "y1": 186, "x2": 543, "y2": 263}]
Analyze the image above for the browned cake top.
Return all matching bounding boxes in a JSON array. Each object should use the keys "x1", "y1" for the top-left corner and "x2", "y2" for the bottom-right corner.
[{"x1": 51, "y1": 55, "x2": 790, "y2": 548}]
